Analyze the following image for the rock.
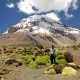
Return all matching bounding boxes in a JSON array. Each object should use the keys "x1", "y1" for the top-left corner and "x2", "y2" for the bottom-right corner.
[
  {"x1": 0, "y1": 68, "x2": 11, "y2": 75},
  {"x1": 15, "y1": 62, "x2": 22, "y2": 67},
  {"x1": 62, "y1": 67, "x2": 77, "y2": 76},
  {"x1": 67, "y1": 63, "x2": 80, "y2": 70},
  {"x1": 5, "y1": 59, "x2": 17, "y2": 65},
  {"x1": 8, "y1": 26, "x2": 21, "y2": 33},
  {"x1": 67, "y1": 63, "x2": 76, "y2": 66}
]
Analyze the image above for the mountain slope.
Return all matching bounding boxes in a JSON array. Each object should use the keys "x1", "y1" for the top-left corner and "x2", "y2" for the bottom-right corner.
[{"x1": 1, "y1": 15, "x2": 80, "y2": 47}]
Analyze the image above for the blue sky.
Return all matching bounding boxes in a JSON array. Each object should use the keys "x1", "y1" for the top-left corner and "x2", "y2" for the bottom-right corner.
[{"x1": 0, "y1": 0, "x2": 80, "y2": 34}]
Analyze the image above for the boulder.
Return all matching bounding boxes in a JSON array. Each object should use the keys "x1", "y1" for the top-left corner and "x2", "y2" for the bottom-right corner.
[{"x1": 5, "y1": 59, "x2": 17, "y2": 65}]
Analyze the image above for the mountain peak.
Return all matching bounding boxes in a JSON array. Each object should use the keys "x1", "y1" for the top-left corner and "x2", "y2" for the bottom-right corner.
[{"x1": 4, "y1": 15, "x2": 80, "y2": 35}]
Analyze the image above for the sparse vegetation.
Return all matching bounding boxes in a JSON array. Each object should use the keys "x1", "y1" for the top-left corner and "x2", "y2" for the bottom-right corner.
[
  {"x1": 44, "y1": 69, "x2": 56, "y2": 75},
  {"x1": 35, "y1": 55, "x2": 50, "y2": 65},
  {"x1": 56, "y1": 55, "x2": 65, "y2": 60},
  {"x1": 28, "y1": 61, "x2": 38, "y2": 69},
  {"x1": 18, "y1": 55, "x2": 33, "y2": 64},
  {"x1": 16, "y1": 49, "x2": 23, "y2": 54},
  {"x1": 56, "y1": 59, "x2": 67, "y2": 64},
  {"x1": 56, "y1": 51, "x2": 63, "y2": 57},
  {"x1": 64, "y1": 51, "x2": 73, "y2": 62},
  {"x1": 0, "y1": 45, "x2": 80, "y2": 79}
]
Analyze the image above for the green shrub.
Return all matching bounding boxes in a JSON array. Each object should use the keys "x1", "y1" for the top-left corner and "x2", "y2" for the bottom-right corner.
[
  {"x1": 56, "y1": 55, "x2": 65, "y2": 60},
  {"x1": 18, "y1": 55, "x2": 33, "y2": 64},
  {"x1": 18, "y1": 58, "x2": 26, "y2": 63},
  {"x1": 35, "y1": 55, "x2": 50, "y2": 65},
  {"x1": 64, "y1": 51, "x2": 73, "y2": 62},
  {"x1": 35, "y1": 56, "x2": 46, "y2": 64},
  {"x1": 43, "y1": 55, "x2": 50, "y2": 65},
  {"x1": 56, "y1": 51, "x2": 63, "y2": 57},
  {"x1": 44, "y1": 69, "x2": 56, "y2": 75},
  {"x1": 56, "y1": 59, "x2": 67, "y2": 64},
  {"x1": 53, "y1": 64, "x2": 65, "y2": 74},
  {"x1": 28, "y1": 61, "x2": 38, "y2": 69},
  {"x1": 78, "y1": 48, "x2": 80, "y2": 51},
  {"x1": 25, "y1": 47, "x2": 34, "y2": 50},
  {"x1": 16, "y1": 50, "x2": 23, "y2": 54}
]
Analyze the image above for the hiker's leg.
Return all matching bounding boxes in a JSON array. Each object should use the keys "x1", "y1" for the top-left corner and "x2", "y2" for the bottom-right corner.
[
  {"x1": 50, "y1": 55, "x2": 53, "y2": 64},
  {"x1": 54, "y1": 56, "x2": 56, "y2": 64}
]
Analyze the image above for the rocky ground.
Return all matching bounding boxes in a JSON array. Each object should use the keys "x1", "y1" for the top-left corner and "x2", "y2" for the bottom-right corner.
[{"x1": 0, "y1": 48, "x2": 80, "y2": 80}]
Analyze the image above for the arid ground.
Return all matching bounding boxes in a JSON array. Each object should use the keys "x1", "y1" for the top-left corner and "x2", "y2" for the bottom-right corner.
[{"x1": 0, "y1": 48, "x2": 80, "y2": 80}]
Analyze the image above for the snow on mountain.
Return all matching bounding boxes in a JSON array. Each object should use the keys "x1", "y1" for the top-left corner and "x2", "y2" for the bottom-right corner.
[{"x1": 4, "y1": 15, "x2": 80, "y2": 35}]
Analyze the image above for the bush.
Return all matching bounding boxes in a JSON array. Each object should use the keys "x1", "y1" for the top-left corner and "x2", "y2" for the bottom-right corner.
[
  {"x1": 53, "y1": 64, "x2": 65, "y2": 73},
  {"x1": 44, "y1": 69, "x2": 56, "y2": 75},
  {"x1": 56, "y1": 55, "x2": 65, "y2": 60},
  {"x1": 78, "y1": 48, "x2": 80, "y2": 51},
  {"x1": 35, "y1": 56, "x2": 46, "y2": 65},
  {"x1": 43, "y1": 55, "x2": 50, "y2": 65},
  {"x1": 16, "y1": 50, "x2": 23, "y2": 54},
  {"x1": 18, "y1": 55, "x2": 33, "y2": 64},
  {"x1": 18, "y1": 58, "x2": 26, "y2": 63},
  {"x1": 28, "y1": 61, "x2": 38, "y2": 69},
  {"x1": 56, "y1": 59, "x2": 67, "y2": 64},
  {"x1": 56, "y1": 51, "x2": 63, "y2": 57},
  {"x1": 64, "y1": 51, "x2": 73, "y2": 62},
  {"x1": 72, "y1": 45, "x2": 78, "y2": 50},
  {"x1": 62, "y1": 67, "x2": 77, "y2": 76},
  {"x1": 35, "y1": 55, "x2": 50, "y2": 65},
  {"x1": 37, "y1": 45, "x2": 44, "y2": 50}
]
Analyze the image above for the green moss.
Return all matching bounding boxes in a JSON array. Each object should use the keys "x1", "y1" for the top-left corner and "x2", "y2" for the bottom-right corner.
[
  {"x1": 56, "y1": 59, "x2": 67, "y2": 64},
  {"x1": 28, "y1": 61, "x2": 38, "y2": 69},
  {"x1": 56, "y1": 55, "x2": 65, "y2": 60},
  {"x1": 35, "y1": 55, "x2": 50, "y2": 65},
  {"x1": 62, "y1": 67, "x2": 77, "y2": 76},
  {"x1": 43, "y1": 55, "x2": 50, "y2": 65},
  {"x1": 56, "y1": 51, "x2": 63, "y2": 57},
  {"x1": 45, "y1": 69, "x2": 56, "y2": 75},
  {"x1": 18, "y1": 55, "x2": 33, "y2": 64},
  {"x1": 18, "y1": 58, "x2": 26, "y2": 63}
]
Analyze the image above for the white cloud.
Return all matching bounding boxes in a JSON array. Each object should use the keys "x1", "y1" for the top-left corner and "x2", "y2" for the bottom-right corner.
[
  {"x1": 16, "y1": 0, "x2": 79, "y2": 18},
  {"x1": 17, "y1": 0, "x2": 34, "y2": 14},
  {"x1": 72, "y1": 0, "x2": 78, "y2": 10},
  {"x1": 6, "y1": 3, "x2": 15, "y2": 8},
  {"x1": 45, "y1": 12, "x2": 60, "y2": 21}
]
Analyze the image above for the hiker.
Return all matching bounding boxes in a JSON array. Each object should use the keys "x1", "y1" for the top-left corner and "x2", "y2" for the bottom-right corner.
[{"x1": 50, "y1": 45, "x2": 56, "y2": 64}]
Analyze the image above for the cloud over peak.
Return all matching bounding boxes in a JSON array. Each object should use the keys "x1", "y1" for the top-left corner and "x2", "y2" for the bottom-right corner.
[
  {"x1": 6, "y1": 3, "x2": 15, "y2": 8},
  {"x1": 6, "y1": 0, "x2": 79, "y2": 20},
  {"x1": 16, "y1": 0, "x2": 79, "y2": 17}
]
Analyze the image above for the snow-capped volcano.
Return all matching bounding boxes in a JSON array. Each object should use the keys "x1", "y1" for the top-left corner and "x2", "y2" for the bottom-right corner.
[
  {"x1": 1, "y1": 15, "x2": 80, "y2": 47},
  {"x1": 4, "y1": 15, "x2": 80, "y2": 35}
]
